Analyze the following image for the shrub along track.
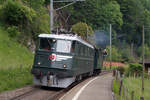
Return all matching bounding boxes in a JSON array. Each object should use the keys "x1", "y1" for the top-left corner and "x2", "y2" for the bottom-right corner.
[{"x1": 1, "y1": 70, "x2": 112, "y2": 100}]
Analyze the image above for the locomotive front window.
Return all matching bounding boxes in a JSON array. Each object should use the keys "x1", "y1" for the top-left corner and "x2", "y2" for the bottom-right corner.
[
  {"x1": 39, "y1": 38, "x2": 56, "y2": 51},
  {"x1": 56, "y1": 40, "x2": 71, "y2": 53}
]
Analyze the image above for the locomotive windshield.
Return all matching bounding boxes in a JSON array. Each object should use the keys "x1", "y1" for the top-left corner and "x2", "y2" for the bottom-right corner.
[
  {"x1": 56, "y1": 40, "x2": 71, "y2": 53},
  {"x1": 39, "y1": 38, "x2": 56, "y2": 51},
  {"x1": 39, "y1": 38, "x2": 72, "y2": 53}
]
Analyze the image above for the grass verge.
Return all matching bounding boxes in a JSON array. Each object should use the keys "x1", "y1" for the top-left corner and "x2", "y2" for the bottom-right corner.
[
  {"x1": 0, "y1": 66, "x2": 32, "y2": 93},
  {"x1": 113, "y1": 77, "x2": 150, "y2": 100},
  {"x1": 0, "y1": 26, "x2": 33, "y2": 92}
]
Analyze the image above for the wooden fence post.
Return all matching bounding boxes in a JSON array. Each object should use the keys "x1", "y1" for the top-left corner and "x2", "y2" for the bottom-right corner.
[
  {"x1": 131, "y1": 91, "x2": 134, "y2": 100},
  {"x1": 126, "y1": 88, "x2": 129, "y2": 100},
  {"x1": 116, "y1": 70, "x2": 118, "y2": 80},
  {"x1": 140, "y1": 97, "x2": 144, "y2": 100},
  {"x1": 123, "y1": 86, "x2": 125, "y2": 98},
  {"x1": 118, "y1": 71, "x2": 121, "y2": 81},
  {"x1": 119, "y1": 80, "x2": 123, "y2": 96},
  {"x1": 113, "y1": 69, "x2": 116, "y2": 76}
]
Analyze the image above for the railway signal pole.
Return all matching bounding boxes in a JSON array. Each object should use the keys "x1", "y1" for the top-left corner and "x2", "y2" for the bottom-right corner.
[{"x1": 49, "y1": 0, "x2": 85, "y2": 34}]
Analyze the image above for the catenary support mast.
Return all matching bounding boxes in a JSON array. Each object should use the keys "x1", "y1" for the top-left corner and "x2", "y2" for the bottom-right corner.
[
  {"x1": 110, "y1": 24, "x2": 112, "y2": 69},
  {"x1": 49, "y1": 0, "x2": 85, "y2": 34},
  {"x1": 50, "y1": 0, "x2": 53, "y2": 33}
]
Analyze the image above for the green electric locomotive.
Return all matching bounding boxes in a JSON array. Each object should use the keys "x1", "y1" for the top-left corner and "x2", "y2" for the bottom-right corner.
[{"x1": 31, "y1": 33, "x2": 103, "y2": 88}]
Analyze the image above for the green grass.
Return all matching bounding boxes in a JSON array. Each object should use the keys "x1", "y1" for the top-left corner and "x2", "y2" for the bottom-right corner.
[
  {"x1": 113, "y1": 79, "x2": 126, "y2": 100},
  {"x1": 102, "y1": 66, "x2": 118, "y2": 70},
  {"x1": 0, "y1": 67, "x2": 32, "y2": 92},
  {"x1": 0, "y1": 26, "x2": 34, "y2": 92},
  {"x1": 0, "y1": 27, "x2": 33, "y2": 69},
  {"x1": 123, "y1": 77, "x2": 150, "y2": 100},
  {"x1": 113, "y1": 79, "x2": 120, "y2": 94},
  {"x1": 113, "y1": 77, "x2": 150, "y2": 100}
]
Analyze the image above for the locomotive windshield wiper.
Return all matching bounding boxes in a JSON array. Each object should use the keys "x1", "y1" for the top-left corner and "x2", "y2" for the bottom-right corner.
[{"x1": 46, "y1": 38, "x2": 51, "y2": 47}]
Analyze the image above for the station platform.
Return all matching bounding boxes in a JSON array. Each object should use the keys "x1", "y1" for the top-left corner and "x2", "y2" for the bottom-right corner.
[{"x1": 59, "y1": 73, "x2": 114, "y2": 100}]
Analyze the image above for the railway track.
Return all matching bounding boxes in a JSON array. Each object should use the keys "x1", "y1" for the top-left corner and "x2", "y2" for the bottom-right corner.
[
  {"x1": 9, "y1": 86, "x2": 60, "y2": 100},
  {"x1": 9, "y1": 87, "x2": 40, "y2": 100},
  {"x1": 8, "y1": 70, "x2": 112, "y2": 100}
]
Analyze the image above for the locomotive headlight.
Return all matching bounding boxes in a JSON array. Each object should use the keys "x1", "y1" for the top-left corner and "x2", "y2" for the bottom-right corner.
[
  {"x1": 38, "y1": 62, "x2": 41, "y2": 65},
  {"x1": 63, "y1": 64, "x2": 67, "y2": 68}
]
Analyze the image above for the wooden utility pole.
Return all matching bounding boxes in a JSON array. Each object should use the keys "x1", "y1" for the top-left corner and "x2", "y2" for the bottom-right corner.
[{"x1": 142, "y1": 25, "x2": 145, "y2": 92}]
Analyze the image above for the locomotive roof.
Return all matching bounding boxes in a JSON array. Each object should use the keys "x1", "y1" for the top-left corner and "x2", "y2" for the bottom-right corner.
[{"x1": 38, "y1": 34, "x2": 94, "y2": 49}]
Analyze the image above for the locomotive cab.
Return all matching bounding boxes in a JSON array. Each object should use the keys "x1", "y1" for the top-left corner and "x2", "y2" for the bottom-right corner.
[
  {"x1": 31, "y1": 34, "x2": 77, "y2": 88},
  {"x1": 33, "y1": 37, "x2": 73, "y2": 69}
]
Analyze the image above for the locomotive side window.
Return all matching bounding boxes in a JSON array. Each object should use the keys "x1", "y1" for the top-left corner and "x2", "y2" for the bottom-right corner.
[
  {"x1": 39, "y1": 38, "x2": 56, "y2": 51},
  {"x1": 71, "y1": 41, "x2": 76, "y2": 53},
  {"x1": 56, "y1": 40, "x2": 71, "y2": 53},
  {"x1": 76, "y1": 42, "x2": 80, "y2": 55}
]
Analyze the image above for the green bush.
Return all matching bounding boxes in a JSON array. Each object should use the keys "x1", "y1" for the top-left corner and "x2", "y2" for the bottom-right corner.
[
  {"x1": 0, "y1": 0, "x2": 36, "y2": 26},
  {"x1": 120, "y1": 46, "x2": 135, "y2": 63},
  {"x1": 7, "y1": 26, "x2": 20, "y2": 37},
  {"x1": 137, "y1": 44, "x2": 150, "y2": 59},
  {"x1": 30, "y1": 7, "x2": 50, "y2": 38},
  {"x1": 0, "y1": 5, "x2": 2, "y2": 20},
  {"x1": 126, "y1": 63, "x2": 142, "y2": 77},
  {"x1": 117, "y1": 67, "x2": 125, "y2": 76},
  {"x1": 72, "y1": 22, "x2": 93, "y2": 39},
  {"x1": 106, "y1": 46, "x2": 122, "y2": 62},
  {"x1": 144, "y1": 72, "x2": 150, "y2": 79}
]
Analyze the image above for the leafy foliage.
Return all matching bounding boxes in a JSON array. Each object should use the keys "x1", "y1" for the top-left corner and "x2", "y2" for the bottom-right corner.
[
  {"x1": 72, "y1": 22, "x2": 93, "y2": 38},
  {"x1": 106, "y1": 46, "x2": 122, "y2": 62},
  {"x1": 116, "y1": 0, "x2": 150, "y2": 45},
  {"x1": 22, "y1": 0, "x2": 45, "y2": 10},
  {"x1": 29, "y1": 7, "x2": 50, "y2": 38},
  {"x1": 6, "y1": 26, "x2": 20, "y2": 37},
  {"x1": 70, "y1": 0, "x2": 123, "y2": 30},
  {"x1": 1, "y1": 0, "x2": 36, "y2": 26},
  {"x1": 136, "y1": 44, "x2": 150, "y2": 59},
  {"x1": 126, "y1": 64, "x2": 143, "y2": 77},
  {"x1": 117, "y1": 67, "x2": 125, "y2": 76}
]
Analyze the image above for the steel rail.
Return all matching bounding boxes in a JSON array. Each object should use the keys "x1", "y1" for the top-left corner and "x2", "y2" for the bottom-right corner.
[{"x1": 9, "y1": 87, "x2": 40, "y2": 100}]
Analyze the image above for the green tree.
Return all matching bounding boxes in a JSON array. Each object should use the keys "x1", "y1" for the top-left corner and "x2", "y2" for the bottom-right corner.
[
  {"x1": 106, "y1": 46, "x2": 122, "y2": 62},
  {"x1": 137, "y1": 44, "x2": 150, "y2": 59},
  {"x1": 1, "y1": 0, "x2": 36, "y2": 26},
  {"x1": 22, "y1": 0, "x2": 45, "y2": 10},
  {"x1": 72, "y1": 22, "x2": 93, "y2": 39},
  {"x1": 70, "y1": 0, "x2": 123, "y2": 30},
  {"x1": 30, "y1": 8, "x2": 50, "y2": 38},
  {"x1": 116, "y1": 0, "x2": 149, "y2": 45},
  {"x1": 0, "y1": 0, "x2": 5, "y2": 4}
]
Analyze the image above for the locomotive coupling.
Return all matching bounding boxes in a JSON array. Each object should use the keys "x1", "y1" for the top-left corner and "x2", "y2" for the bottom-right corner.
[{"x1": 31, "y1": 69, "x2": 43, "y2": 79}]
